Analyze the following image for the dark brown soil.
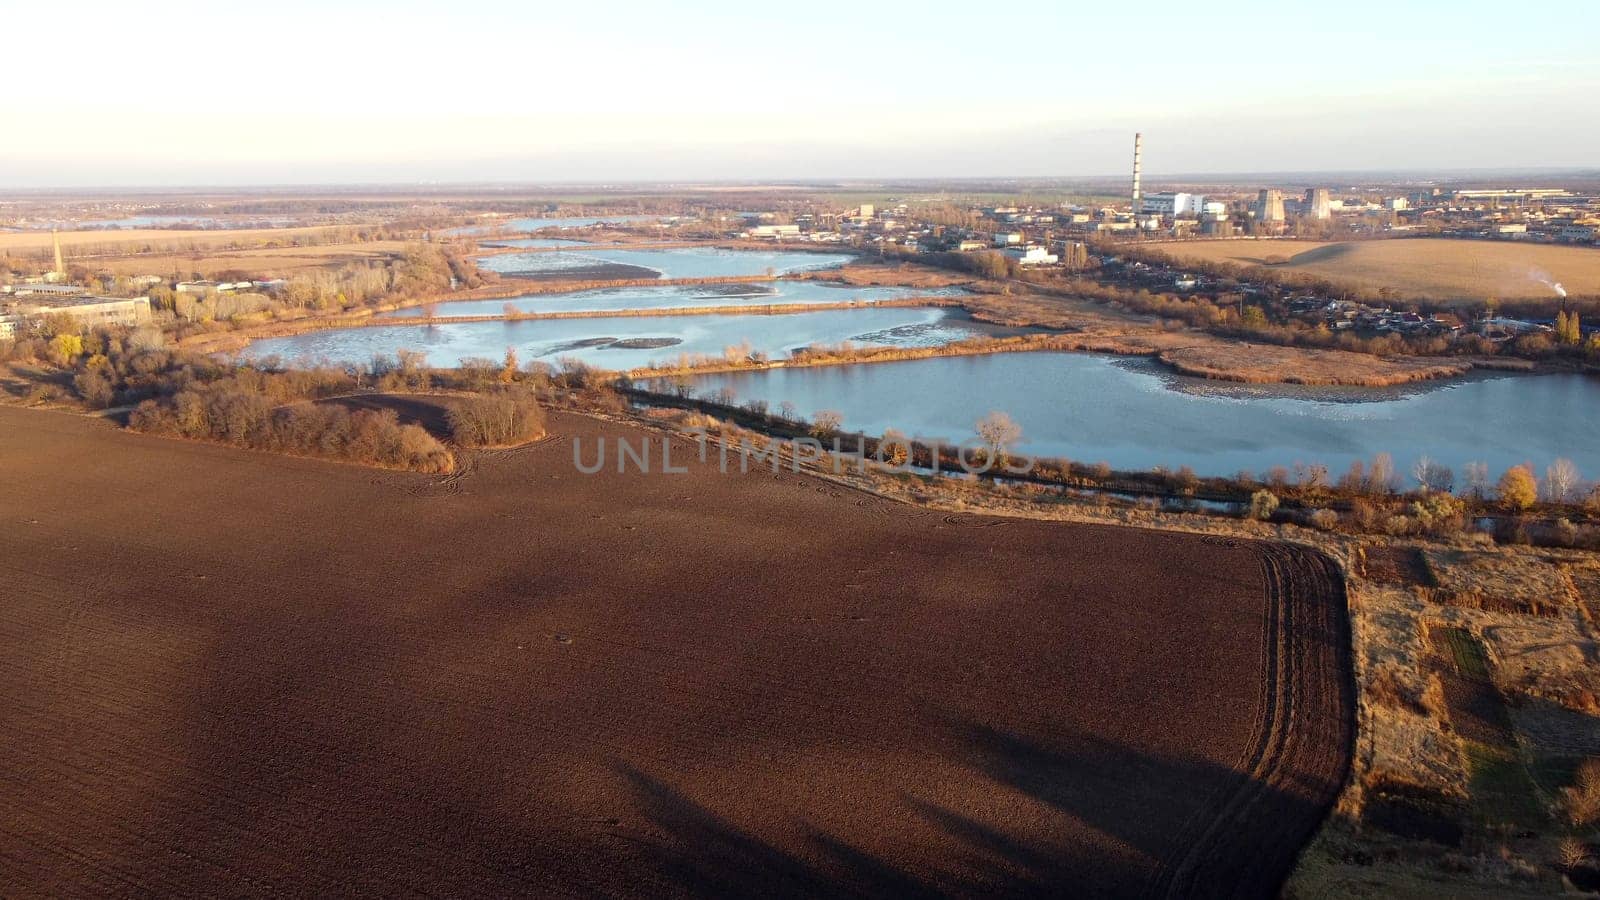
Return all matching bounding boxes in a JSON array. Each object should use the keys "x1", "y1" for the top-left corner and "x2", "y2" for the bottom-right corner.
[
  {"x1": 315, "y1": 393, "x2": 462, "y2": 439},
  {"x1": 0, "y1": 407, "x2": 1353, "y2": 898},
  {"x1": 1362, "y1": 545, "x2": 1432, "y2": 587},
  {"x1": 1427, "y1": 628, "x2": 1514, "y2": 746}
]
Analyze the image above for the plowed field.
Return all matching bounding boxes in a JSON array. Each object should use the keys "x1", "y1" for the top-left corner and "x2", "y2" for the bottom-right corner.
[{"x1": 0, "y1": 407, "x2": 1352, "y2": 898}]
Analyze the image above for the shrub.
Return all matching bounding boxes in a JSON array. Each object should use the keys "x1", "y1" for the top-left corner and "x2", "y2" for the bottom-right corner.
[
  {"x1": 447, "y1": 387, "x2": 547, "y2": 447},
  {"x1": 1248, "y1": 490, "x2": 1279, "y2": 521},
  {"x1": 1308, "y1": 508, "x2": 1340, "y2": 531},
  {"x1": 1562, "y1": 758, "x2": 1600, "y2": 827},
  {"x1": 73, "y1": 368, "x2": 116, "y2": 409}
]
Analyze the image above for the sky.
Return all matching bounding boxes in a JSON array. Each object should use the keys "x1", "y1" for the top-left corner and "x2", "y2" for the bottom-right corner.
[{"x1": 6, "y1": 0, "x2": 1598, "y2": 186}]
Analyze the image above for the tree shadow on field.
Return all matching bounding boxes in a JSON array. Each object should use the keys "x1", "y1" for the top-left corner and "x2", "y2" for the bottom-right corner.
[
  {"x1": 1286, "y1": 243, "x2": 1355, "y2": 266},
  {"x1": 614, "y1": 717, "x2": 1344, "y2": 900}
]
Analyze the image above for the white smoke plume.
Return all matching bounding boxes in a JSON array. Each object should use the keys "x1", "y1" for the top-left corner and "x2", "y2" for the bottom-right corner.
[{"x1": 1530, "y1": 268, "x2": 1568, "y2": 298}]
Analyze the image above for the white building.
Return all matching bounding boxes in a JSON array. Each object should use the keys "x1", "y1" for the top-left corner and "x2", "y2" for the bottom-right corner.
[
  {"x1": 993, "y1": 232, "x2": 1024, "y2": 246},
  {"x1": 1139, "y1": 192, "x2": 1205, "y2": 217},
  {"x1": 0, "y1": 315, "x2": 19, "y2": 341},
  {"x1": 1002, "y1": 246, "x2": 1058, "y2": 266},
  {"x1": 748, "y1": 224, "x2": 800, "y2": 239},
  {"x1": 1557, "y1": 225, "x2": 1597, "y2": 243}
]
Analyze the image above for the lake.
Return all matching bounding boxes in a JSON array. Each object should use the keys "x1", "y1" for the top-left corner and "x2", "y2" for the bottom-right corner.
[
  {"x1": 246, "y1": 308, "x2": 1017, "y2": 372},
  {"x1": 379, "y1": 282, "x2": 966, "y2": 318},
  {"x1": 482, "y1": 238, "x2": 594, "y2": 249},
  {"x1": 681, "y1": 352, "x2": 1600, "y2": 481},
  {"x1": 445, "y1": 215, "x2": 662, "y2": 236},
  {"x1": 476, "y1": 247, "x2": 852, "y2": 279}
]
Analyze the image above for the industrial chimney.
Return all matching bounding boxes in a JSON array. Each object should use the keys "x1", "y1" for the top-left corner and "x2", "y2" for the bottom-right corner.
[{"x1": 1131, "y1": 133, "x2": 1143, "y2": 215}]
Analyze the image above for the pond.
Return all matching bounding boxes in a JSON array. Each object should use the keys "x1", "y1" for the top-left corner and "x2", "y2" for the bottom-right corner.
[
  {"x1": 681, "y1": 352, "x2": 1600, "y2": 481},
  {"x1": 246, "y1": 308, "x2": 1023, "y2": 373},
  {"x1": 476, "y1": 247, "x2": 852, "y2": 280},
  {"x1": 378, "y1": 281, "x2": 967, "y2": 319}
]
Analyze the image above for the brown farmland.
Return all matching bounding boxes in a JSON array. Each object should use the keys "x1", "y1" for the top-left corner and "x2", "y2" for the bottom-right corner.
[
  {"x1": 1155, "y1": 238, "x2": 1600, "y2": 300},
  {"x1": 0, "y1": 407, "x2": 1353, "y2": 898}
]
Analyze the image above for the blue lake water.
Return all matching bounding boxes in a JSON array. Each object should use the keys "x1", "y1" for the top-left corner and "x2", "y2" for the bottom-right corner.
[
  {"x1": 379, "y1": 282, "x2": 966, "y2": 318},
  {"x1": 477, "y1": 247, "x2": 851, "y2": 279},
  {"x1": 247, "y1": 307, "x2": 1012, "y2": 372},
  {"x1": 682, "y1": 352, "x2": 1600, "y2": 481}
]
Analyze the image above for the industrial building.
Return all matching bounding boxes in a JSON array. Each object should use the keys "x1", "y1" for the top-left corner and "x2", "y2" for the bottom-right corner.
[
  {"x1": 1305, "y1": 188, "x2": 1331, "y2": 220},
  {"x1": 1255, "y1": 189, "x2": 1286, "y2": 222},
  {"x1": 6, "y1": 296, "x2": 153, "y2": 330},
  {"x1": 1139, "y1": 192, "x2": 1205, "y2": 217},
  {"x1": 1449, "y1": 188, "x2": 1571, "y2": 204},
  {"x1": 2, "y1": 283, "x2": 86, "y2": 297},
  {"x1": 747, "y1": 224, "x2": 800, "y2": 239},
  {"x1": 1131, "y1": 133, "x2": 1143, "y2": 213}
]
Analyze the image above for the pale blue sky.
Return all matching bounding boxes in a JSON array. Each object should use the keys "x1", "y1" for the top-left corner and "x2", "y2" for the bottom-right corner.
[{"x1": 6, "y1": 0, "x2": 1597, "y2": 185}]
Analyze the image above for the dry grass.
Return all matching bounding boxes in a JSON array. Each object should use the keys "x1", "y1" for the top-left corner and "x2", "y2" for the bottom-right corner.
[
  {"x1": 87, "y1": 241, "x2": 415, "y2": 277},
  {"x1": 962, "y1": 292, "x2": 1476, "y2": 386},
  {"x1": 1422, "y1": 550, "x2": 1579, "y2": 615},
  {"x1": 798, "y1": 262, "x2": 972, "y2": 289},
  {"x1": 1155, "y1": 238, "x2": 1600, "y2": 300},
  {"x1": 1158, "y1": 343, "x2": 1471, "y2": 386},
  {"x1": 0, "y1": 225, "x2": 350, "y2": 255}
]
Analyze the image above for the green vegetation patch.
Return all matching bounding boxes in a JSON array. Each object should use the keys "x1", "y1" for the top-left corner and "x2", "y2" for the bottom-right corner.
[
  {"x1": 1461, "y1": 740, "x2": 1550, "y2": 830},
  {"x1": 1433, "y1": 627, "x2": 1491, "y2": 682}
]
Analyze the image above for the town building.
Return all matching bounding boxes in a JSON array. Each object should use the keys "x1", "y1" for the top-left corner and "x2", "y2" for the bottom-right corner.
[
  {"x1": 1002, "y1": 246, "x2": 1058, "y2": 266},
  {"x1": 1558, "y1": 224, "x2": 1597, "y2": 243}
]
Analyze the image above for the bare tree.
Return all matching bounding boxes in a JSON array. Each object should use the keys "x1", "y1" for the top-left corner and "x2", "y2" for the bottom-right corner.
[
  {"x1": 975, "y1": 411, "x2": 1023, "y2": 464},
  {"x1": 810, "y1": 410, "x2": 843, "y2": 438},
  {"x1": 1371, "y1": 452, "x2": 1398, "y2": 495},
  {"x1": 1463, "y1": 462, "x2": 1490, "y2": 499},
  {"x1": 1412, "y1": 456, "x2": 1455, "y2": 494},
  {"x1": 1546, "y1": 458, "x2": 1580, "y2": 504}
]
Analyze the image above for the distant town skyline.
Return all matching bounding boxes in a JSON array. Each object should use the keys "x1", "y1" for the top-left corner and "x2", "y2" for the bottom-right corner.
[{"x1": 6, "y1": 0, "x2": 1598, "y2": 187}]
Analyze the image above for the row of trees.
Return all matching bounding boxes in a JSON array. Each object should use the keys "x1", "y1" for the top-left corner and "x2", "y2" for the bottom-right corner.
[
  {"x1": 130, "y1": 385, "x2": 453, "y2": 473},
  {"x1": 141, "y1": 242, "x2": 487, "y2": 334}
]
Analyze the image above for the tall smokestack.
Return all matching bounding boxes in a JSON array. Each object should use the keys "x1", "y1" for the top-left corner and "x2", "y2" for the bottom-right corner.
[
  {"x1": 52, "y1": 228, "x2": 64, "y2": 279},
  {"x1": 1131, "y1": 133, "x2": 1143, "y2": 215}
]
